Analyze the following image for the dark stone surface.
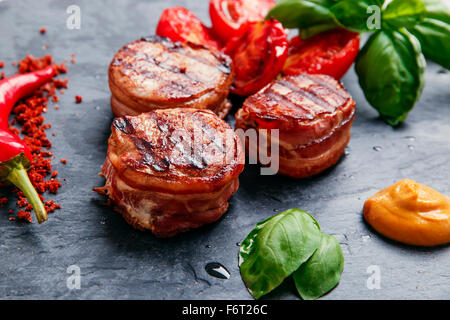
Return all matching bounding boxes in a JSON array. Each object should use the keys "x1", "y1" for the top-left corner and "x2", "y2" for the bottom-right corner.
[{"x1": 0, "y1": 0, "x2": 449, "y2": 300}]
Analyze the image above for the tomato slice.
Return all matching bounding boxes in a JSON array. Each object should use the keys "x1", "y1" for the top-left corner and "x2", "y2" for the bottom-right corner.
[
  {"x1": 156, "y1": 7, "x2": 222, "y2": 50},
  {"x1": 283, "y1": 29, "x2": 360, "y2": 80},
  {"x1": 224, "y1": 19, "x2": 288, "y2": 96},
  {"x1": 209, "y1": 0, "x2": 276, "y2": 43}
]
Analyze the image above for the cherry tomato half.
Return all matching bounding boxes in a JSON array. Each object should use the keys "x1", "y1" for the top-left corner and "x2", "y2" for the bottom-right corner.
[
  {"x1": 283, "y1": 29, "x2": 360, "y2": 80},
  {"x1": 156, "y1": 7, "x2": 222, "y2": 50},
  {"x1": 209, "y1": 0, "x2": 276, "y2": 43},
  {"x1": 224, "y1": 18, "x2": 288, "y2": 96}
]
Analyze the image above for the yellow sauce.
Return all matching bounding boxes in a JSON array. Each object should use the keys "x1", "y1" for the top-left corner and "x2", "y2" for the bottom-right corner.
[{"x1": 363, "y1": 179, "x2": 450, "y2": 246}]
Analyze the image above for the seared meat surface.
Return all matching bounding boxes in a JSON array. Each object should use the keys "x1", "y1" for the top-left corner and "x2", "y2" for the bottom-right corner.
[
  {"x1": 235, "y1": 74, "x2": 356, "y2": 178},
  {"x1": 96, "y1": 108, "x2": 244, "y2": 237},
  {"x1": 109, "y1": 36, "x2": 233, "y2": 118}
]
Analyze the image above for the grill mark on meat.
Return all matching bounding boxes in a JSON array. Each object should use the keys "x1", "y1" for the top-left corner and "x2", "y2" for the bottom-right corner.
[
  {"x1": 171, "y1": 47, "x2": 231, "y2": 75},
  {"x1": 272, "y1": 83, "x2": 327, "y2": 115},
  {"x1": 141, "y1": 35, "x2": 231, "y2": 75},
  {"x1": 131, "y1": 136, "x2": 170, "y2": 172},
  {"x1": 141, "y1": 35, "x2": 183, "y2": 49},
  {"x1": 137, "y1": 70, "x2": 196, "y2": 97},
  {"x1": 117, "y1": 41, "x2": 227, "y2": 98},
  {"x1": 278, "y1": 79, "x2": 335, "y2": 113},
  {"x1": 110, "y1": 37, "x2": 234, "y2": 115},
  {"x1": 136, "y1": 49, "x2": 204, "y2": 86},
  {"x1": 113, "y1": 117, "x2": 135, "y2": 134},
  {"x1": 121, "y1": 48, "x2": 198, "y2": 97},
  {"x1": 188, "y1": 113, "x2": 227, "y2": 154},
  {"x1": 154, "y1": 117, "x2": 208, "y2": 170},
  {"x1": 207, "y1": 52, "x2": 232, "y2": 75},
  {"x1": 113, "y1": 52, "x2": 197, "y2": 97},
  {"x1": 299, "y1": 74, "x2": 349, "y2": 99},
  {"x1": 265, "y1": 88, "x2": 315, "y2": 120}
]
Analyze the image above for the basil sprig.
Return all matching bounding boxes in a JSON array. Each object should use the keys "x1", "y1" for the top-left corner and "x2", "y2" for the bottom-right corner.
[
  {"x1": 383, "y1": 0, "x2": 426, "y2": 29},
  {"x1": 330, "y1": 0, "x2": 381, "y2": 33},
  {"x1": 239, "y1": 209, "x2": 344, "y2": 300},
  {"x1": 267, "y1": 0, "x2": 450, "y2": 126},
  {"x1": 293, "y1": 234, "x2": 344, "y2": 300},
  {"x1": 409, "y1": 0, "x2": 450, "y2": 69},
  {"x1": 356, "y1": 28, "x2": 426, "y2": 126},
  {"x1": 267, "y1": 0, "x2": 340, "y2": 39}
]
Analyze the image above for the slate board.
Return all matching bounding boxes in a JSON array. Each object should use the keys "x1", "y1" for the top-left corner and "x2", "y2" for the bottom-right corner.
[{"x1": 0, "y1": 0, "x2": 449, "y2": 300}]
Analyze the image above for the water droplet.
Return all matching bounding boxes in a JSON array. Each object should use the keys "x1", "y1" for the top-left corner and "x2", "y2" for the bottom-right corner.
[
  {"x1": 236, "y1": 242, "x2": 241, "y2": 247},
  {"x1": 405, "y1": 136, "x2": 416, "y2": 142},
  {"x1": 362, "y1": 235, "x2": 371, "y2": 242},
  {"x1": 273, "y1": 208, "x2": 279, "y2": 212},
  {"x1": 95, "y1": 106, "x2": 100, "y2": 110},
  {"x1": 205, "y1": 245, "x2": 211, "y2": 249},
  {"x1": 205, "y1": 262, "x2": 230, "y2": 280},
  {"x1": 373, "y1": 146, "x2": 382, "y2": 152},
  {"x1": 100, "y1": 218, "x2": 106, "y2": 225},
  {"x1": 344, "y1": 148, "x2": 350, "y2": 156},
  {"x1": 408, "y1": 145, "x2": 415, "y2": 150}
]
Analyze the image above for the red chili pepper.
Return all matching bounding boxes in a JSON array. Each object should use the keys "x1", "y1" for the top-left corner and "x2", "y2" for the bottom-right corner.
[{"x1": 0, "y1": 66, "x2": 56, "y2": 224}]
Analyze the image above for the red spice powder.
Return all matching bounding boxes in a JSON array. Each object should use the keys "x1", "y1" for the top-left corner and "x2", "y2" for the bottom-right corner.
[
  {"x1": 40, "y1": 28, "x2": 47, "y2": 34},
  {"x1": 75, "y1": 95, "x2": 82, "y2": 103},
  {"x1": 17, "y1": 210, "x2": 32, "y2": 223},
  {"x1": 0, "y1": 61, "x2": 4, "y2": 68},
  {"x1": 60, "y1": 158, "x2": 67, "y2": 164},
  {"x1": 0, "y1": 197, "x2": 7, "y2": 207},
  {"x1": 1, "y1": 54, "x2": 68, "y2": 222}
]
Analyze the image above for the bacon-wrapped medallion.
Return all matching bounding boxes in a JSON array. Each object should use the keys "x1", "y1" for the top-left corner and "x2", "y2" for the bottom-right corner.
[
  {"x1": 95, "y1": 108, "x2": 244, "y2": 237},
  {"x1": 235, "y1": 74, "x2": 356, "y2": 178},
  {"x1": 108, "y1": 36, "x2": 233, "y2": 118}
]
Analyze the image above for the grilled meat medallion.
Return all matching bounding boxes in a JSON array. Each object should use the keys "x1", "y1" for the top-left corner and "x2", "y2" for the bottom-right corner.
[
  {"x1": 109, "y1": 36, "x2": 233, "y2": 118},
  {"x1": 96, "y1": 108, "x2": 244, "y2": 237},
  {"x1": 235, "y1": 74, "x2": 356, "y2": 178}
]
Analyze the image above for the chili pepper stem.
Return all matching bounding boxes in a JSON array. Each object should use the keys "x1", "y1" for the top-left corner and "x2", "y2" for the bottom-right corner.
[{"x1": 7, "y1": 163, "x2": 47, "y2": 224}]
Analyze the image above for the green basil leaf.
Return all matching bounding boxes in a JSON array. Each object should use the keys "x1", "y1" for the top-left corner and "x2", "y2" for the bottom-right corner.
[
  {"x1": 293, "y1": 234, "x2": 344, "y2": 300},
  {"x1": 355, "y1": 29, "x2": 426, "y2": 126},
  {"x1": 299, "y1": 23, "x2": 339, "y2": 39},
  {"x1": 267, "y1": 0, "x2": 340, "y2": 38},
  {"x1": 239, "y1": 209, "x2": 322, "y2": 299},
  {"x1": 408, "y1": 0, "x2": 450, "y2": 69},
  {"x1": 330, "y1": 0, "x2": 380, "y2": 32},
  {"x1": 419, "y1": 0, "x2": 450, "y2": 23},
  {"x1": 410, "y1": 20, "x2": 450, "y2": 69},
  {"x1": 383, "y1": 0, "x2": 426, "y2": 28}
]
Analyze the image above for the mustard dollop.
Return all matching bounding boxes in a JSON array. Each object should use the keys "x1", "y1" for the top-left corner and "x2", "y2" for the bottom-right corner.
[{"x1": 363, "y1": 179, "x2": 450, "y2": 246}]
